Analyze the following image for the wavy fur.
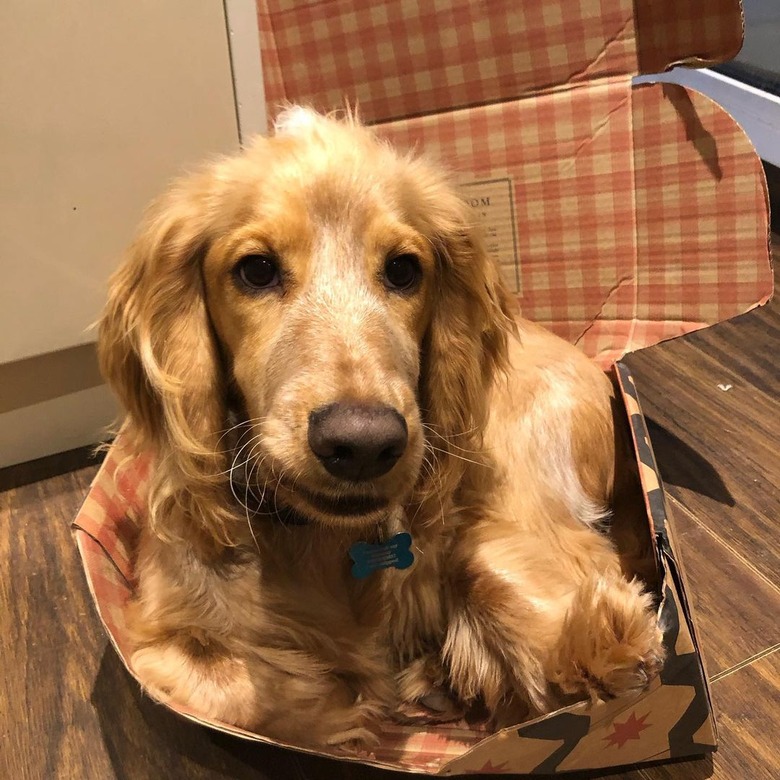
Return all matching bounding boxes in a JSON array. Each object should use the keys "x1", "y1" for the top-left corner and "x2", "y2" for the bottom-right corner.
[{"x1": 98, "y1": 108, "x2": 663, "y2": 747}]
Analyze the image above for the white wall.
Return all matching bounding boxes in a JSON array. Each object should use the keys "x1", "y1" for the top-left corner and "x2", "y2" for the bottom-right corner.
[{"x1": 0, "y1": 1, "x2": 241, "y2": 467}]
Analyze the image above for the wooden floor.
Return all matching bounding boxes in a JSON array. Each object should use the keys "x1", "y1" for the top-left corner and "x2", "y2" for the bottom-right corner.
[{"x1": 2, "y1": 255, "x2": 778, "y2": 780}]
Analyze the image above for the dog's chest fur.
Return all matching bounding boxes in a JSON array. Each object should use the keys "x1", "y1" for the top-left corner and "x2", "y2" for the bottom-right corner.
[{"x1": 252, "y1": 517, "x2": 457, "y2": 681}]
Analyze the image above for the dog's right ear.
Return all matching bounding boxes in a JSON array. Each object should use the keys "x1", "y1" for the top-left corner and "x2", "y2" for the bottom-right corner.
[
  {"x1": 98, "y1": 171, "x2": 235, "y2": 544},
  {"x1": 99, "y1": 174, "x2": 222, "y2": 449}
]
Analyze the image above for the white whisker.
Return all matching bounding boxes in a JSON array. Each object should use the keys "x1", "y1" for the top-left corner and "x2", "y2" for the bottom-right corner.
[{"x1": 424, "y1": 441, "x2": 491, "y2": 469}]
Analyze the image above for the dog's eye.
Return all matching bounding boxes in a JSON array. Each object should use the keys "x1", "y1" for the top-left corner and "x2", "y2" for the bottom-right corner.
[
  {"x1": 235, "y1": 254, "x2": 281, "y2": 291},
  {"x1": 383, "y1": 254, "x2": 421, "y2": 292}
]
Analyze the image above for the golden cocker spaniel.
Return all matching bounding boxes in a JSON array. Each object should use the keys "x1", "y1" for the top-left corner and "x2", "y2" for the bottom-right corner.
[{"x1": 98, "y1": 107, "x2": 664, "y2": 748}]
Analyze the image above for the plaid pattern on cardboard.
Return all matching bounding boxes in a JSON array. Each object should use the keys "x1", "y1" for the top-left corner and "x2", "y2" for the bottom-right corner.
[{"x1": 75, "y1": 0, "x2": 772, "y2": 775}]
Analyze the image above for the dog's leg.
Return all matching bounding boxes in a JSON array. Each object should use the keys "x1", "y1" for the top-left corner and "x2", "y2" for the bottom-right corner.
[
  {"x1": 444, "y1": 517, "x2": 664, "y2": 726},
  {"x1": 130, "y1": 636, "x2": 258, "y2": 726},
  {"x1": 443, "y1": 538, "x2": 554, "y2": 722},
  {"x1": 131, "y1": 636, "x2": 382, "y2": 746},
  {"x1": 127, "y1": 531, "x2": 384, "y2": 747}
]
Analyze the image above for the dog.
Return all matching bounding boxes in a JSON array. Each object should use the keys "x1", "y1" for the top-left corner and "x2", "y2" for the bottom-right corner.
[{"x1": 98, "y1": 106, "x2": 664, "y2": 748}]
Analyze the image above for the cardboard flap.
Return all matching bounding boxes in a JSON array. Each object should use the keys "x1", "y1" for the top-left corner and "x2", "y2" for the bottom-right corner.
[
  {"x1": 72, "y1": 446, "x2": 149, "y2": 587},
  {"x1": 376, "y1": 80, "x2": 771, "y2": 365},
  {"x1": 632, "y1": 82, "x2": 771, "y2": 331},
  {"x1": 257, "y1": 0, "x2": 743, "y2": 125},
  {"x1": 440, "y1": 573, "x2": 716, "y2": 775}
]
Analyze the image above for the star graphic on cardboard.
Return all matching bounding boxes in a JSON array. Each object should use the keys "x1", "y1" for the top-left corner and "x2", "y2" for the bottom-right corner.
[
  {"x1": 603, "y1": 711, "x2": 651, "y2": 749},
  {"x1": 479, "y1": 759, "x2": 506, "y2": 775}
]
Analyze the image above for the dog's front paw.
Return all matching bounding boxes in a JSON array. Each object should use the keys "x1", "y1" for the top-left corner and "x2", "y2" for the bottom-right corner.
[
  {"x1": 318, "y1": 694, "x2": 386, "y2": 753},
  {"x1": 131, "y1": 642, "x2": 257, "y2": 726},
  {"x1": 550, "y1": 575, "x2": 665, "y2": 701},
  {"x1": 395, "y1": 655, "x2": 465, "y2": 724},
  {"x1": 327, "y1": 726, "x2": 380, "y2": 750}
]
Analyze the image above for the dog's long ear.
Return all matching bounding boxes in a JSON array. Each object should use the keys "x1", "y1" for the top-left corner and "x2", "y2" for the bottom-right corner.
[
  {"x1": 412, "y1": 168, "x2": 516, "y2": 460},
  {"x1": 98, "y1": 172, "x2": 234, "y2": 545}
]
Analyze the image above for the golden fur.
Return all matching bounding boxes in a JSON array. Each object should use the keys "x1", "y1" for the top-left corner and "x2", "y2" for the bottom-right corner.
[{"x1": 98, "y1": 107, "x2": 664, "y2": 747}]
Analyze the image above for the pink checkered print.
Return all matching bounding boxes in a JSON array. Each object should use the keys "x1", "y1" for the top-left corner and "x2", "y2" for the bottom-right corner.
[
  {"x1": 257, "y1": 0, "x2": 637, "y2": 125},
  {"x1": 74, "y1": 444, "x2": 149, "y2": 585},
  {"x1": 633, "y1": 82, "x2": 772, "y2": 327},
  {"x1": 256, "y1": 0, "x2": 743, "y2": 126},
  {"x1": 377, "y1": 78, "x2": 635, "y2": 359}
]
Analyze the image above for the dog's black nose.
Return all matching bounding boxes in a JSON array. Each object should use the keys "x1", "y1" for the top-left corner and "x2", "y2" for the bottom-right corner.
[{"x1": 308, "y1": 403, "x2": 408, "y2": 482}]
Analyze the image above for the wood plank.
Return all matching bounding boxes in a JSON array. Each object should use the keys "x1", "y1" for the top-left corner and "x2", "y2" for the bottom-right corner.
[
  {"x1": 627, "y1": 349, "x2": 780, "y2": 587},
  {"x1": 1, "y1": 468, "x2": 114, "y2": 780},
  {"x1": 664, "y1": 497, "x2": 780, "y2": 677}
]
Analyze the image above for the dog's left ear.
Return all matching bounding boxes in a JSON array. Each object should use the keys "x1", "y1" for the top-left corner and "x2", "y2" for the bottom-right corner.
[{"x1": 414, "y1": 174, "x2": 516, "y2": 453}]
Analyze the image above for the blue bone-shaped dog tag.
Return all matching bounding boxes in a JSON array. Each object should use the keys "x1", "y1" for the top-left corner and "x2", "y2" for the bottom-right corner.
[{"x1": 349, "y1": 532, "x2": 415, "y2": 579}]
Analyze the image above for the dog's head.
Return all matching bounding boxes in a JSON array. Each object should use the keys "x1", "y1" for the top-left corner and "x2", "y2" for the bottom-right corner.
[{"x1": 99, "y1": 108, "x2": 513, "y2": 537}]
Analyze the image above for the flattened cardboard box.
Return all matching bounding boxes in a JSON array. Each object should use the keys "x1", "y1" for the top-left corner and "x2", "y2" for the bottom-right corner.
[{"x1": 73, "y1": 0, "x2": 773, "y2": 775}]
